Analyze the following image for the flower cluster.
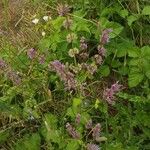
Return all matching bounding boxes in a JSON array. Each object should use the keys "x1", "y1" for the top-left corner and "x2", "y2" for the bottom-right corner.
[
  {"x1": 7, "y1": 71, "x2": 21, "y2": 85},
  {"x1": 68, "y1": 47, "x2": 79, "y2": 57},
  {"x1": 80, "y1": 36, "x2": 88, "y2": 50},
  {"x1": 0, "y1": 59, "x2": 7, "y2": 70},
  {"x1": 97, "y1": 28, "x2": 112, "y2": 58},
  {"x1": 0, "y1": 59, "x2": 21, "y2": 85},
  {"x1": 27, "y1": 48, "x2": 37, "y2": 60},
  {"x1": 92, "y1": 123, "x2": 101, "y2": 140},
  {"x1": 50, "y1": 60, "x2": 77, "y2": 90},
  {"x1": 57, "y1": 4, "x2": 70, "y2": 16},
  {"x1": 103, "y1": 81, "x2": 122, "y2": 104},
  {"x1": 87, "y1": 143, "x2": 100, "y2": 150},
  {"x1": 100, "y1": 29, "x2": 112, "y2": 45},
  {"x1": 75, "y1": 113, "x2": 81, "y2": 125},
  {"x1": 85, "y1": 119, "x2": 93, "y2": 129},
  {"x1": 66, "y1": 33, "x2": 77, "y2": 43},
  {"x1": 66, "y1": 123, "x2": 80, "y2": 139}
]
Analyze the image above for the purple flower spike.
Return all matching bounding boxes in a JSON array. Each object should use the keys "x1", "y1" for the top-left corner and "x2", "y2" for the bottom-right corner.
[
  {"x1": 57, "y1": 4, "x2": 70, "y2": 16},
  {"x1": 66, "y1": 123, "x2": 80, "y2": 139},
  {"x1": 87, "y1": 144, "x2": 100, "y2": 150},
  {"x1": 100, "y1": 29, "x2": 113, "y2": 45},
  {"x1": 85, "y1": 119, "x2": 93, "y2": 129},
  {"x1": 38, "y1": 54, "x2": 45, "y2": 64},
  {"x1": 80, "y1": 37, "x2": 88, "y2": 50},
  {"x1": 27, "y1": 48, "x2": 36, "y2": 59},
  {"x1": 75, "y1": 113, "x2": 81, "y2": 125},
  {"x1": 7, "y1": 71, "x2": 21, "y2": 85},
  {"x1": 50, "y1": 60, "x2": 77, "y2": 90},
  {"x1": 92, "y1": 123, "x2": 101, "y2": 140},
  {"x1": 103, "y1": 81, "x2": 122, "y2": 105},
  {"x1": 0, "y1": 59, "x2": 7, "y2": 69}
]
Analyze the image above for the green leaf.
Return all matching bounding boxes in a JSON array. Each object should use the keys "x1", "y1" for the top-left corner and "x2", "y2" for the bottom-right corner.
[
  {"x1": 73, "y1": 98, "x2": 82, "y2": 108},
  {"x1": 15, "y1": 133, "x2": 41, "y2": 150},
  {"x1": 106, "y1": 22, "x2": 124, "y2": 38},
  {"x1": 142, "y1": 6, "x2": 150, "y2": 15},
  {"x1": 127, "y1": 15, "x2": 138, "y2": 26},
  {"x1": 145, "y1": 70, "x2": 150, "y2": 79},
  {"x1": 128, "y1": 47, "x2": 140, "y2": 57},
  {"x1": 141, "y1": 46, "x2": 150, "y2": 59},
  {"x1": 128, "y1": 73, "x2": 144, "y2": 87},
  {"x1": 99, "y1": 65, "x2": 110, "y2": 77},
  {"x1": 66, "y1": 140, "x2": 80, "y2": 150},
  {"x1": 119, "y1": 9, "x2": 128, "y2": 18}
]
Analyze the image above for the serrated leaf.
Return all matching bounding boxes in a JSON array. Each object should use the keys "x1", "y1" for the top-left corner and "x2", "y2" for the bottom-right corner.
[
  {"x1": 128, "y1": 73, "x2": 144, "y2": 87},
  {"x1": 142, "y1": 6, "x2": 150, "y2": 15},
  {"x1": 120, "y1": 9, "x2": 128, "y2": 18},
  {"x1": 99, "y1": 65, "x2": 110, "y2": 77},
  {"x1": 66, "y1": 140, "x2": 80, "y2": 150},
  {"x1": 127, "y1": 15, "x2": 138, "y2": 26}
]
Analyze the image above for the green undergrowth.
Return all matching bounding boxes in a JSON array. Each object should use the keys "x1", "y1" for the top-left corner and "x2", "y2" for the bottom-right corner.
[{"x1": 0, "y1": 0, "x2": 150, "y2": 149}]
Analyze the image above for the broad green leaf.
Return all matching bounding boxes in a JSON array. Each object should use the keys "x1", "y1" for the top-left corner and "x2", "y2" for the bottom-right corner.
[
  {"x1": 127, "y1": 15, "x2": 138, "y2": 26},
  {"x1": 128, "y1": 73, "x2": 144, "y2": 87},
  {"x1": 119, "y1": 9, "x2": 128, "y2": 18},
  {"x1": 73, "y1": 98, "x2": 82, "y2": 108},
  {"x1": 141, "y1": 46, "x2": 150, "y2": 59},
  {"x1": 66, "y1": 140, "x2": 80, "y2": 150},
  {"x1": 106, "y1": 22, "x2": 124, "y2": 38},
  {"x1": 99, "y1": 65, "x2": 110, "y2": 77},
  {"x1": 142, "y1": 6, "x2": 150, "y2": 15},
  {"x1": 128, "y1": 47, "x2": 140, "y2": 57}
]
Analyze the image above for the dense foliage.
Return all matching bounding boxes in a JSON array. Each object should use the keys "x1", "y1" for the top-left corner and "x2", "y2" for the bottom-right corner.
[{"x1": 0, "y1": 0, "x2": 150, "y2": 149}]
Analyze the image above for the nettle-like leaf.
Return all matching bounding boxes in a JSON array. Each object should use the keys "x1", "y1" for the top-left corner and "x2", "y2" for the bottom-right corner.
[
  {"x1": 142, "y1": 6, "x2": 150, "y2": 15},
  {"x1": 66, "y1": 139, "x2": 80, "y2": 150},
  {"x1": 127, "y1": 14, "x2": 139, "y2": 26},
  {"x1": 128, "y1": 71, "x2": 144, "y2": 88},
  {"x1": 98, "y1": 65, "x2": 110, "y2": 77},
  {"x1": 15, "y1": 133, "x2": 41, "y2": 150}
]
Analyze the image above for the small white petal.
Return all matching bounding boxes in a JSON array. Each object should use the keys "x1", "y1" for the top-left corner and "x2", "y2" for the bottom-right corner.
[
  {"x1": 42, "y1": 32, "x2": 46, "y2": 36},
  {"x1": 43, "y1": 16, "x2": 49, "y2": 21},
  {"x1": 32, "y1": 18, "x2": 39, "y2": 24}
]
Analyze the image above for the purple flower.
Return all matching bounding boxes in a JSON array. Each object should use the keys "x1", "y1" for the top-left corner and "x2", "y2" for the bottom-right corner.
[
  {"x1": 80, "y1": 37, "x2": 88, "y2": 50},
  {"x1": 79, "y1": 52, "x2": 89, "y2": 61},
  {"x1": 87, "y1": 144, "x2": 100, "y2": 150},
  {"x1": 85, "y1": 119, "x2": 93, "y2": 129},
  {"x1": 100, "y1": 29, "x2": 112, "y2": 45},
  {"x1": 75, "y1": 113, "x2": 81, "y2": 125},
  {"x1": 57, "y1": 4, "x2": 70, "y2": 16},
  {"x1": 0, "y1": 59, "x2": 7, "y2": 69},
  {"x1": 97, "y1": 45, "x2": 106, "y2": 57},
  {"x1": 50, "y1": 60, "x2": 77, "y2": 90},
  {"x1": 103, "y1": 81, "x2": 122, "y2": 105},
  {"x1": 94, "y1": 54, "x2": 102, "y2": 65},
  {"x1": 38, "y1": 54, "x2": 45, "y2": 64},
  {"x1": 27, "y1": 48, "x2": 36, "y2": 59},
  {"x1": 92, "y1": 123, "x2": 101, "y2": 140},
  {"x1": 66, "y1": 123, "x2": 80, "y2": 139},
  {"x1": 7, "y1": 71, "x2": 21, "y2": 85}
]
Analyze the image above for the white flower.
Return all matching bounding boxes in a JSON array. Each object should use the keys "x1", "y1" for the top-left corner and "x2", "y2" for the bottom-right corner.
[
  {"x1": 32, "y1": 18, "x2": 39, "y2": 24},
  {"x1": 43, "y1": 16, "x2": 49, "y2": 21},
  {"x1": 42, "y1": 32, "x2": 46, "y2": 36}
]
